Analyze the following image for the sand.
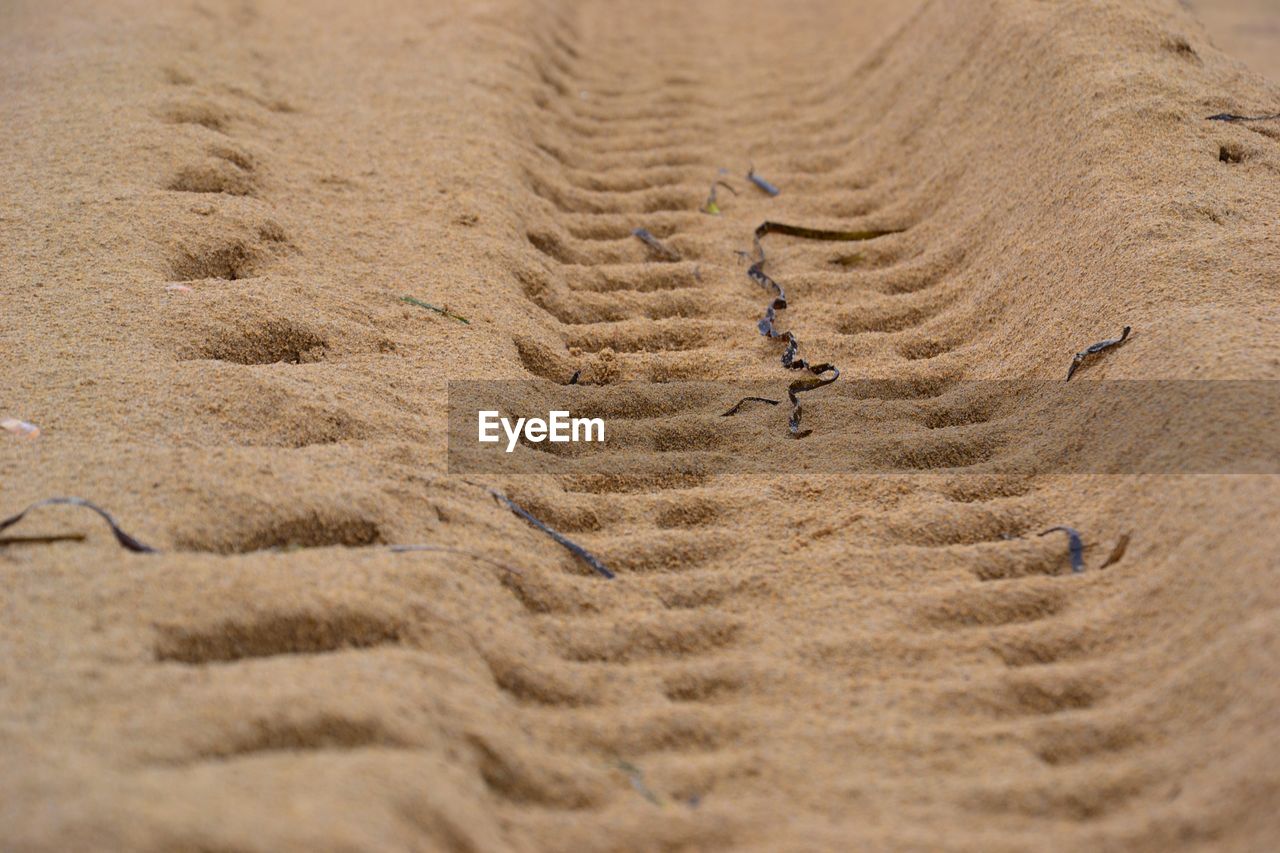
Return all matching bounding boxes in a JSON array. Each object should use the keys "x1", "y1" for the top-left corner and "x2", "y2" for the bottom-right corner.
[
  {"x1": 2, "y1": 0, "x2": 1279, "y2": 850},
  {"x1": 1191, "y1": 0, "x2": 1280, "y2": 81}
]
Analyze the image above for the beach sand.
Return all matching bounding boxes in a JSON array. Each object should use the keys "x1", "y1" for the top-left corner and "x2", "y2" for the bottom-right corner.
[{"x1": 2, "y1": 0, "x2": 1278, "y2": 849}]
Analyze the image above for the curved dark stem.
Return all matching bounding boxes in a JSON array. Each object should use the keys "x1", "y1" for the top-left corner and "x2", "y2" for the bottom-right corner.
[
  {"x1": 1039, "y1": 525, "x2": 1085, "y2": 574},
  {"x1": 0, "y1": 497, "x2": 157, "y2": 553},
  {"x1": 489, "y1": 490, "x2": 615, "y2": 579}
]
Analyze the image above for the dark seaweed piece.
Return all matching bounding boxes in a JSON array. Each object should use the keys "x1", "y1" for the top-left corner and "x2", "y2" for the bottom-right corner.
[
  {"x1": 754, "y1": 221, "x2": 902, "y2": 243},
  {"x1": 489, "y1": 490, "x2": 615, "y2": 579},
  {"x1": 1099, "y1": 532, "x2": 1131, "y2": 569},
  {"x1": 0, "y1": 533, "x2": 87, "y2": 546},
  {"x1": 703, "y1": 171, "x2": 737, "y2": 215},
  {"x1": 568, "y1": 370, "x2": 581, "y2": 385},
  {"x1": 1206, "y1": 112, "x2": 1280, "y2": 122},
  {"x1": 1066, "y1": 326, "x2": 1131, "y2": 381},
  {"x1": 388, "y1": 544, "x2": 522, "y2": 575},
  {"x1": 1039, "y1": 526, "x2": 1085, "y2": 574},
  {"x1": 0, "y1": 497, "x2": 157, "y2": 553},
  {"x1": 616, "y1": 759, "x2": 661, "y2": 805},
  {"x1": 743, "y1": 221, "x2": 895, "y2": 436},
  {"x1": 631, "y1": 228, "x2": 681, "y2": 262},
  {"x1": 402, "y1": 295, "x2": 470, "y2": 324},
  {"x1": 721, "y1": 396, "x2": 781, "y2": 416},
  {"x1": 783, "y1": 366, "x2": 840, "y2": 437},
  {"x1": 746, "y1": 165, "x2": 780, "y2": 197}
]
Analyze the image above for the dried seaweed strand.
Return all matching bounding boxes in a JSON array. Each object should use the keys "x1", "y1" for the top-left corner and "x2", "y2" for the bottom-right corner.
[
  {"x1": 1066, "y1": 325, "x2": 1130, "y2": 381},
  {"x1": 388, "y1": 544, "x2": 523, "y2": 575},
  {"x1": 740, "y1": 221, "x2": 899, "y2": 436},
  {"x1": 1206, "y1": 112, "x2": 1280, "y2": 122},
  {"x1": 747, "y1": 165, "x2": 780, "y2": 196},
  {"x1": 632, "y1": 228, "x2": 681, "y2": 262},
  {"x1": 489, "y1": 490, "x2": 615, "y2": 579},
  {"x1": 1039, "y1": 526, "x2": 1085, "y2": 574},
  {"x1": 721, "y1": 396, "x2": 781, "y2": 416},
  {"x1": 0, "y1": 497, "x2": 157, "y2": 553},
  {"x1": 0, "y1": 496, "x2": 543, "y2": 566},
  {"x1": 703, "y1": 172, "x2": 738, "y2": 215},
  {"x1": 0, "y1": 534, "x2": 87, "y2": 546},
  {"x1": 402, "y1": 296, "x2": 470, "y2": 324},
  {"x1": 755, "y1": 221, "x2": 902, "y2": 243},
  {"x1": 616, "y1": 759, "x2": 661, "y2": 805}
]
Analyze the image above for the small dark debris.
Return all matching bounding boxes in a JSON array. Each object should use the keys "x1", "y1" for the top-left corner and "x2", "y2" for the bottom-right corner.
[
  {"x1": 1164, "y1": 36, "x2": 1197, "y2": 58},
  {"x1": 402, "y1": 295, "x2": 470, "y2": 324},
  {"x1": 747, "y1": 165, "x2": 780, "y2": 196},
  {"x1": 568, "y1": 370, "x2": 581, "y2": 385},
  {"x1": 489, "y1": 490, "x2": 614, "y2": 579},
  {"x1": 1206, "y1": 112, "x2": 1280, "y2": 123},
  {"x1": 755, "y1": 221, "x2": 901, "y2": 243},
  {"x1": 722, "y1": 396, "x2": 781, "y2": 416},
  {"x1": 1066, "y1": 326, "x2": 1130, "y2": 381},
  {"x1": 0, "y1": 533, "x2": 87, "y2": 546},
  {"x1": 632, "y1": 228, "x2": 681, "y2": 262},
  {"x1": 703, "y1": 170, "x2": 737, "y2": 215},
  {"x1": 616, "y1": 759, "x2": 661, "y2": 805},
  {"x1": 0, "y1": 497, "x2": 157, "y2": 553},
  {"x1": 1099, "y1": 532, "x2": 1131, "y2": 569},
  {"x1": 1040, "y1": 525, "x2": 1085, "y2": 574}
]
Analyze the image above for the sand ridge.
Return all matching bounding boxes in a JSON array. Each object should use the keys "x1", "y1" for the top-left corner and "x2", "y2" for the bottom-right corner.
[{"x1": 2, "y1": 0, "x2": 1279, "y2": 850}]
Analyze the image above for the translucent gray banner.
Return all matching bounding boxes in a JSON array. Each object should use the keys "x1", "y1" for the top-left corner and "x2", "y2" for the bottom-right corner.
[{"x1": 447, "y1": 380, "x2": 1280, "y2": 475}]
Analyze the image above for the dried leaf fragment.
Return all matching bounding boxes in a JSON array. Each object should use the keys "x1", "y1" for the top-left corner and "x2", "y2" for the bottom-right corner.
[{"x1": 1100, "y1": 532, "x2": 1131, "y2": 569}]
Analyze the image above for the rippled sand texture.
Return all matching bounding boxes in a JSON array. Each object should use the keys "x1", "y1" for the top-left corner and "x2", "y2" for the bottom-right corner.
[{"x1": 2, "y1": 0, "x2": 1278, "y2": 850}]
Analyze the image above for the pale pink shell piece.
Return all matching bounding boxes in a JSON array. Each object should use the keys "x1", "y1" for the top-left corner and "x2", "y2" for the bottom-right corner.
[{"x1": 1, "y1": 418, "x2": 41, "y2": 439}]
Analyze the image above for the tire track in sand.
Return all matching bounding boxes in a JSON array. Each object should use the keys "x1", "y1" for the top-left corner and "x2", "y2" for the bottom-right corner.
[{"x1": 475, "y1": 3, "x2": 1153, "y2": 844}]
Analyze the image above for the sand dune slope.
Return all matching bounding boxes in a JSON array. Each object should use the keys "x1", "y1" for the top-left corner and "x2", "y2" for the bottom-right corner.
[{"x1": 2, "y1": 0, "x2": 1278, "y2": 850}]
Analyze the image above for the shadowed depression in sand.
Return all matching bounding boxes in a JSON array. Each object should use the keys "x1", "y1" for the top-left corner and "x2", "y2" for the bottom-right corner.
[{"x1": 2, "y1": 0, "x2": 1279, "y2": 850}]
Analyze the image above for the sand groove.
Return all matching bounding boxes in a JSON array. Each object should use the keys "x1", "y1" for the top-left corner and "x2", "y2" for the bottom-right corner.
[{"x1": 486, "y1": 0, "x2": 1080, "y2": 839}]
